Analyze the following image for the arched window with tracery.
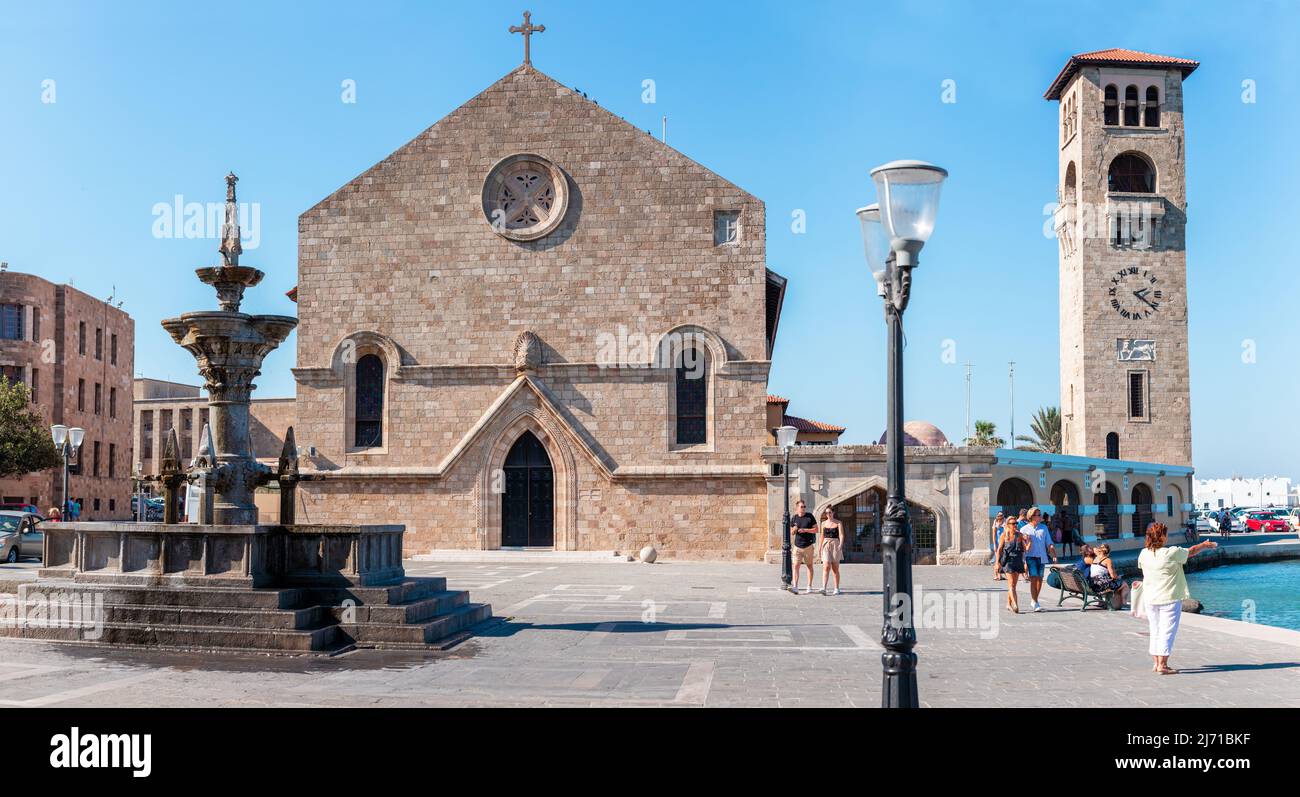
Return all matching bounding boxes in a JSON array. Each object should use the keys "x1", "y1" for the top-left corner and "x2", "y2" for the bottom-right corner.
[
  {"x1": 355, "y1": 354, "x2": 384, "y2": 448},
  {"x1": 1108, "y1": 153, "x2": 1156, "y2": 193},
  {"x1": 1144, "y1": 86, "x2": 1160, "y2": 127},
  {"x1": 1103, "y1": 85, "x2": 1119, "y2": 125},
  {"x1": 1123, "y1": 85, "x2": 1140, "y2": 126},
  {"x1": 674, "y1": 348, "x2": 708, "y2": 446}
]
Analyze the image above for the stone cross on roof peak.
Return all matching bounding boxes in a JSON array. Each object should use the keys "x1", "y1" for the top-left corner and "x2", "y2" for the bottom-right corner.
[{"x1": 509, "y1": 11, "x2": 545, "y2": 67}]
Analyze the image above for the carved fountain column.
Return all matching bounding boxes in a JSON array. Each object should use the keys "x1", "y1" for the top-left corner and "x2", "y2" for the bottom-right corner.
[{"x1": 160, "y1": 173, "x2": 298, "y2": 525}]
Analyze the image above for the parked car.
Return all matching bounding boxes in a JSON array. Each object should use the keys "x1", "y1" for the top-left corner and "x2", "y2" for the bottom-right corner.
[
  {"x1": 1223, "y1": 507, "x2": 1259, "y2": 532},
  {"x1": 0, "y1": 502, "x2": 41, "y2": 516},
  {"x1": 1244, "y1": 510, "x2": 1290, "y2": 533},
  {"x1": 1190, "y1": 510, "x2": 1216, "y2": 534},
  {"x1": 0, "y1": 511, "x2": 42, "y2": 563},
  {"x1": 132, "y1": 496, "x2": 164, "y2": 522}
]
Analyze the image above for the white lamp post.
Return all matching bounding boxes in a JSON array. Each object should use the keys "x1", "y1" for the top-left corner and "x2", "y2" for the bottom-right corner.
[{"x1": 51, "y1": 425, "x2": 85, "y2": 520}]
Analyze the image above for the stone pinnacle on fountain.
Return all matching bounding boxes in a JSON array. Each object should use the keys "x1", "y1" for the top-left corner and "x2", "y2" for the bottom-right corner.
[
  {"x1": 219, "y1": 171, "x2": 242, "y2": 267},
  {"x1": 198, "y1": 171, "x2": 263, "y2": 313}
]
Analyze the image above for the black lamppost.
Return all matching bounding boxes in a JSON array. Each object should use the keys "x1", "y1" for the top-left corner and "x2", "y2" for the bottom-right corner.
[
  {"x1": 776, "y1": 424, "x2": 799, "y2": 589},
  {"x1": 50, "y1": 424, "x2": 85, "y2": 519},
  {"x1": 857, "y1": 160, "x2": 948, "y2": 709}
]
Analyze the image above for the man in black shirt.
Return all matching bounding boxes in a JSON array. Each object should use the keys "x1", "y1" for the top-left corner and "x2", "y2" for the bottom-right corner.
[{"x1": 790, "y1": 499, "x2": 818, "y2": 593}]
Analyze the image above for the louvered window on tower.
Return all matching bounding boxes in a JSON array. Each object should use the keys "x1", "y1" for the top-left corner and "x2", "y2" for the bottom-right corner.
[{"x1": 1128, "y1": 372, "x2": 1148, "y2": 420}]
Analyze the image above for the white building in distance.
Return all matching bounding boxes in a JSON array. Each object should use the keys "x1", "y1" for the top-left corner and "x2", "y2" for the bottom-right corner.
[{"x1": 1193, "y1": 476, "x2": 1294, "y2": 510}]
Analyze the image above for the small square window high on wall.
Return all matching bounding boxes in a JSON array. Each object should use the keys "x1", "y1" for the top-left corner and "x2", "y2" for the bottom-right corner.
[{"x1": 713, "y1": 210, "x2": 740, "y2": 246}]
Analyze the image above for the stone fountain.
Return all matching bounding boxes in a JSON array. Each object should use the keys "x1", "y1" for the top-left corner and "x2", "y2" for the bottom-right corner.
[
  {"x1": 161, "y1": 172, "x2": 298, "y2": 526},
  {"x1": 4, "y1": 175, "x2": 491, "y2": 653}
]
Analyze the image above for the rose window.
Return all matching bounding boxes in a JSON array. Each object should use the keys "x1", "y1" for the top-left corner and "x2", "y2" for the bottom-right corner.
[{"x1": 482, "y1": 154, "x2": 569, "y2": 241}]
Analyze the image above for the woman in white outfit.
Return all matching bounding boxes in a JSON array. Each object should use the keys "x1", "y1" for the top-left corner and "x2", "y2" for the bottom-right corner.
[{"x1": 1136, "y1": 522, "x2": 1217, "y2": 675}]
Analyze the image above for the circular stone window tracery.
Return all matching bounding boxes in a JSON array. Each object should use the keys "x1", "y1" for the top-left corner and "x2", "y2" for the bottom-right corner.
[{"x1": 482, "y1": 153, "x2": 570, "y2": 241}]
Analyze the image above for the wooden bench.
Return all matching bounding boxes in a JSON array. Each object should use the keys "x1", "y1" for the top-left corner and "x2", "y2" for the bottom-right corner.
[{"x1": 1051, "y1": 565, "x2": 1120, "y2": 611}]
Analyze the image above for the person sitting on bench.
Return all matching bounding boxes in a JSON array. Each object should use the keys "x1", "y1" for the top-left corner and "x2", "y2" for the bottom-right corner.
[{"x1": 1088, "y1": 544, "x2": 1129, "y2": 605}]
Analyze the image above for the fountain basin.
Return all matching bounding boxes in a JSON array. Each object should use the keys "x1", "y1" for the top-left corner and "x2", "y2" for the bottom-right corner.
[{"x1": 40, "y1": 522, "x2": 406, "y2": 588}]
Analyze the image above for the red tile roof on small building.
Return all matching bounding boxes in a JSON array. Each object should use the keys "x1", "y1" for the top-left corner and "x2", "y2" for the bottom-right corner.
[
  {"x1": 1044, "y1": 48, "x2": 1199, "y2": 100},
  {"x1": 783, "y1": 414, "x2": 845, "y2": 434},
  {"x1": 766, "y1": 394, "x2": 790, "y2": 405}
]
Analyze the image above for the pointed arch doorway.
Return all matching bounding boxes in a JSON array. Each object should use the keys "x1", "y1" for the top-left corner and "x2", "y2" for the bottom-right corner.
[{"x1": 502, "y1": 431, "x2": 554, "y2": 548}]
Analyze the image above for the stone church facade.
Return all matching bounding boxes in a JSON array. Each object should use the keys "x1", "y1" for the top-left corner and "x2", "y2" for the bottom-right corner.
[{"x1": 291, "y1": 65, "x2": 783, "y2": 559}]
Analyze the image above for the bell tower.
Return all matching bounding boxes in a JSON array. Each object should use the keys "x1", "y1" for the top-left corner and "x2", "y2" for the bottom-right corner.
[{"x1": 1046, "y1": 49, "x2": 1198, "y2": 467}]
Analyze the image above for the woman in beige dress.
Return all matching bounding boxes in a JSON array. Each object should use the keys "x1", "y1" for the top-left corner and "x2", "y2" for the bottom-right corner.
[{"x1": 818, "y1": 508, "x2": 844, "y2": 595}]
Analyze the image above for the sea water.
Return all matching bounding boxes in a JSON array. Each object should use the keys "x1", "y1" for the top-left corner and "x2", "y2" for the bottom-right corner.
[{"x1": 1185, "y1": 559, "x2": 1300, "y2": 631}]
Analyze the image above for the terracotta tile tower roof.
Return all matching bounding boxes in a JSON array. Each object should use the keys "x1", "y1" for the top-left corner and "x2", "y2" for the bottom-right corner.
[{"x1": 1044, "y1": 48, "x2": 1199, "y2": 100}]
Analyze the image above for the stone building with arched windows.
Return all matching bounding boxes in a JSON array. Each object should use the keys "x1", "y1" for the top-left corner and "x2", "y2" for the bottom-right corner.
[
  {"x1": 762, "y1": 426, "x2": 1194, "y2": 566},
  {"x1": 287, "y1": 62, "x2": 786, "y2": 559}
]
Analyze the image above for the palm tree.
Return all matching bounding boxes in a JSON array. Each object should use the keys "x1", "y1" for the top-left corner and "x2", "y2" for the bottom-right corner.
[
  {"x1": 965, "y1": 420, "x2": 1004, "y2": 447},
  {"x1": 1015, "y1": 406, "x2": 1062, "y2": 453}
]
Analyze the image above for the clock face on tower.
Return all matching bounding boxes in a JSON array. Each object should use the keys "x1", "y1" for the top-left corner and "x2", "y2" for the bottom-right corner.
[{"x1": 1107, "y1": 266, "x2": 1163, "y2": 320}]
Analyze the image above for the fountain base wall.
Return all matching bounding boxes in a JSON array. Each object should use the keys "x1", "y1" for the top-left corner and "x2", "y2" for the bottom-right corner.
[{"x1": 40, "y1": 522, "x2": 406, "y2": 588}]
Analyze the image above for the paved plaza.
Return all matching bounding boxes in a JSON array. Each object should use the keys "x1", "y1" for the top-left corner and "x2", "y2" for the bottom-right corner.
[{"x1": 2, "y1": 555, "x2": 1299, "y2": 708}]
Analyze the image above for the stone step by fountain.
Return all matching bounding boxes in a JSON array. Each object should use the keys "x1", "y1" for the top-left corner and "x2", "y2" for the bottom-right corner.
[{"x1": 7, "y1": 577, "x2": 492, "y2": 654}]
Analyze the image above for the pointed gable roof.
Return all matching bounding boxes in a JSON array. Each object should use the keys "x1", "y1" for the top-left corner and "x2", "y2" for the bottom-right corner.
[
  {"x1": 303, "y1": 65, "x2": 760, "y2": 218},
  {"x1": 1044, "y1": 48, "x2": 1199, "y2": 100}
]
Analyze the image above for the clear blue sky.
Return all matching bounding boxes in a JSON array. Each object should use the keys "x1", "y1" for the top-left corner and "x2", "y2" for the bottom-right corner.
[{"x1": 2, "y1": 1, "x2": 1296, "y2": 480}]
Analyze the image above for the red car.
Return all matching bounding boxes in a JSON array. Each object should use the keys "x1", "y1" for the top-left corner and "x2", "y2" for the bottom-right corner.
[{"x1": 1244, "y1": 511, "x2": 1290, "y2": 533}]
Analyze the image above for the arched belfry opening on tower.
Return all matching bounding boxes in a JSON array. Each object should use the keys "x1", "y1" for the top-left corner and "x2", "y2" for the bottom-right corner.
[{"x1": 1046, "y1": 48, "x2": 1199, "y2": 468}]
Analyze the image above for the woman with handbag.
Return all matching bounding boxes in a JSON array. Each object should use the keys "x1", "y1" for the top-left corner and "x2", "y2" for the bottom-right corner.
[
  {"x1": 994, "y1": 517, "x2": 1028, "y2": 613},
  {"x1": 1137, "y1": 522, "x2": 1217, "y2": 674}
]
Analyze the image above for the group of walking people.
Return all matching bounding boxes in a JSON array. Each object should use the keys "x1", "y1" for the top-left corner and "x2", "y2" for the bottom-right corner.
[
  {"x1": 992, "y1": 508, "x2": 1057, "y2": 612},
  {"x1": 991, "y1": 507, "x2": 1218, "y2": 674}
]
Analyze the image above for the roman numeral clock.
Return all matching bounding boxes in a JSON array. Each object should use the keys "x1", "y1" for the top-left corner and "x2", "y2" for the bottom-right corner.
[{"x1": 1107, "y1": 266, "x2": 1163, "y2": 320}]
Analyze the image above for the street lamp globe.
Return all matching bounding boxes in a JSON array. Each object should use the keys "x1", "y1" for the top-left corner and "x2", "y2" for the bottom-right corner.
[
  {"x1": 776, "y1": 425, "x2": 799, "y2": 450},
  {"x1": 869, "y1": 160, "x2": 948, "y2": 265},
  {"x1": 68, "y1": 427, "x2": 86, "y2": 450},
  {"x1": 51, "y1": 424, "x2": 69, "y2": 448},
  {"x1": 856, "y1": 203, "x2": 891, "y2": 295}
]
